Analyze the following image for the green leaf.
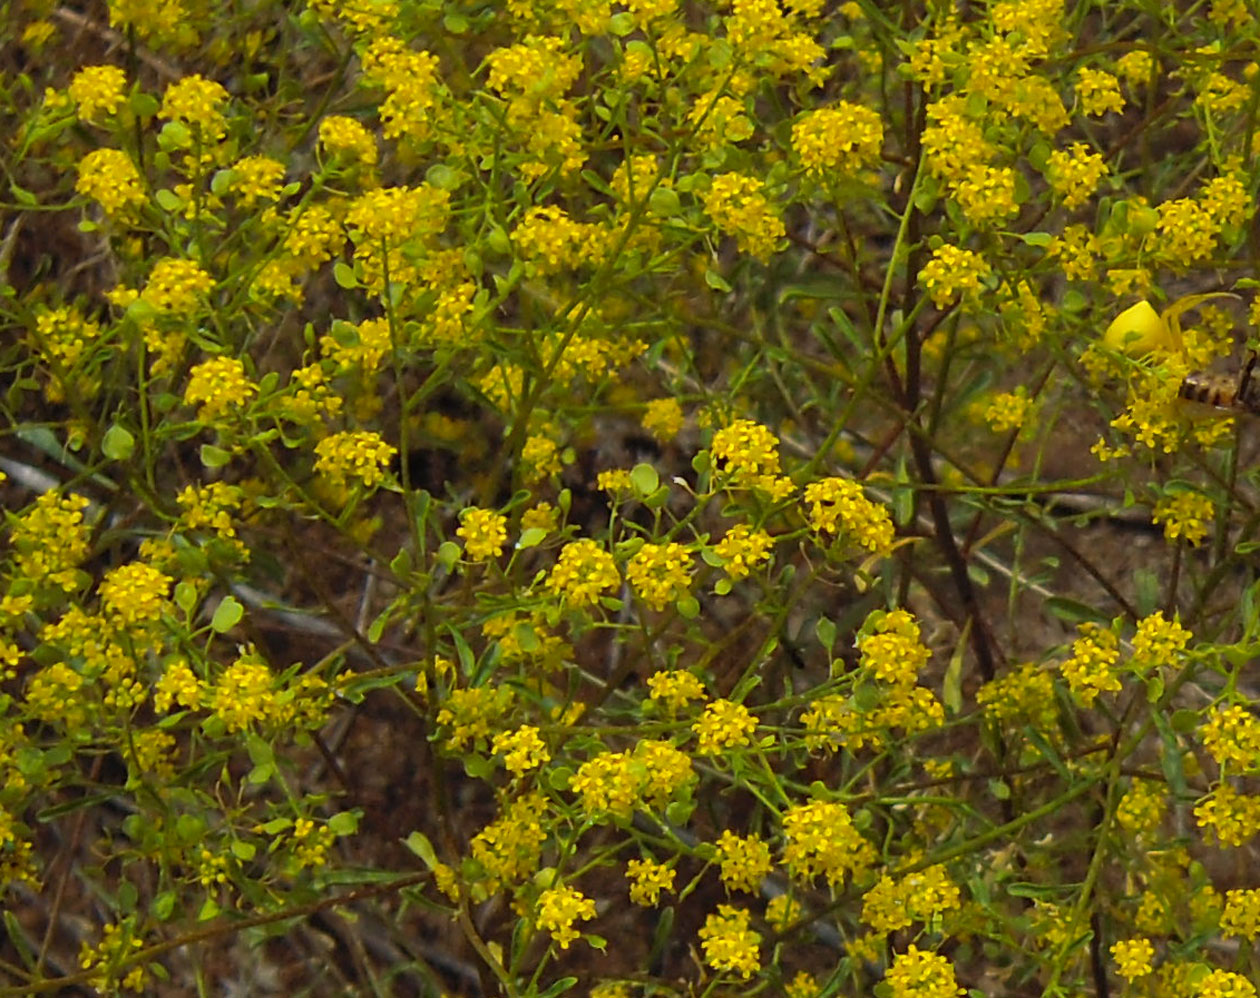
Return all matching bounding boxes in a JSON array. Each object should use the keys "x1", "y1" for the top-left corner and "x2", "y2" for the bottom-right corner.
[
  {"x1": 102, "y1": 424, "x2": 135, "y2": 461},
  {"x1": 1044, "y1": 597, "x2": 1109, "y2": 625},
  {"x1": 230, "y1": 840, "x2": 256, "y2": 861},
  {"x1": 151, "y1": 891, "x2": 178, "y2": 922},
  {"x1": 2, "y1": 914, "x2": 34, "y2": 969},
  {"x1": 200, "y1": 443, "x2": 231, "y2": 468},
  {"x1": 464, "y1": 754, "x2": 494, "y2": 779},
  {"x1": 815, "y1": 616, "x2": 836, "y2": 651},
  {"x1": 1023, "y1": 726, "x2": 1069, "y2": 781},
  {"x1": 536, "y1": 977, "x2": 578, "y2": 998},
  {"x1": 211, "y1": 596, "x2": 244, "y2": 632},
  {"x1": 174, "y1": 581, "x2": 199, "y2": 613},
  {"x1": 403, "y1": 831, "x2": 439, "y2": 868},
  {"x1": 608, "y1": 10, "x2": 636, "y2": 34},
  {"x1": 426, "y1": 163, "x2": 460, "y2": 189},
  {"x1": 437, "y1": 540, "x2": 461, "y2": 570},
  {"x1": 244, "y1": 734, "x2": 273, "y2": 766},
  {"x1": 943, "y1": 619, "x2": 968, "y2": 715},
  {"x1": 327, "y1": 810, "x2": 361, "y2": 836},
  {"x1": 648, "y1": 906, "x2": 674, "y2": 969},
  {"x1": 176, "y1": 814, "x2": 206, "y2": 843},
  {"x1": 704, "y1": 269, "x2": 732, "y2": 292},
  {"x1": 518, "y1": 527, "x2": 547, "y2": 549},
  {"x1": 648, "y1": 186, "x2": 681, "y2": 215},
  {"x1": 333, "y1": 261, "x2": 358, "y2": 289},
  {"x1": 197, "y1": 897, "x2": 220, "y2": 921},
  {"x1": 912, "y1": 181, "x2": 938, "y2": 215},
  {"x1": 258, "y1": 818, "x2": 292, "y2": 835},
  {"x1": 38, "y1": 792, "x2": 116, "y2": 821},
  {"x1": 630, "y1": 462, "x2": 659, "y2": 495},
  {"x1": 45, "y1": 743, "x2": 72, "y2": 766}
]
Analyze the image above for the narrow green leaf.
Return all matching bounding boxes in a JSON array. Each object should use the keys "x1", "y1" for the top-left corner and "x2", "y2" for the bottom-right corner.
[{"x1": 403, "y1": 831, "x2": 438, "y2": 868}]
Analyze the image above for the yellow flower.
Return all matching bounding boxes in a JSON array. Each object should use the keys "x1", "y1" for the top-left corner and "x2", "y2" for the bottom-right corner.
[
  {"x1": 535, "y1": 885, "x2": 596, "y2": 949},
  {"x1": 456, "y1": 507, "x2": 508, "y2": 561},
  {"x1": 697, "y1": 905, "x2": 761, "y2": 979}
]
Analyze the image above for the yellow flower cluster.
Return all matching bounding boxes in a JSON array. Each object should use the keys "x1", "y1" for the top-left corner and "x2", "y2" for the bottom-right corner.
[
  {"x1": 10, "y1": 491, "x2": 92, "y2": 593},
  {"x1": 142, "y1": 258, "x2": 215, "y2": 313},
  {"x1": 1116, "y1": 778, "x2": 1165, "y2": 834},
  {"x1": 1045, "y1": 142, "x2": 1107, "y2": 210},
  {"x1": 318, "y1": 115, "x2": 378, "y2": 166},
  {"x1": 491, "y1": 725, "x2": 550, "y2": 775},
  {"x1": 692, "y1": 698, "x2": 758, "y2": 754},
  {"x1": 1075, "y1": 67, "x2": 1124, "y2": 115},
  {"x1": 229, "y1": 155, "x2": 286, "y2": 207},
  {"x1": 645, "y1": 669, "x2": 706, "y2": 712},
  {"x1": 512, "y1": 205, "x2": 604, "y2": 276},
  {"x1": 1195, "y1": 784, "x2": 1260, "y2": 847},
  {"x1": 536, "y1": 884, "x2": 597, "y2": 949},
  {"x1": 1130, "y1": 611, "x2": 1190, "y2": 672},
  {"x1": 1110, "y1": 938, "x2": 1153, "y2": 980},
  {"x1": 862, "y1": 864, "x2": 961, "y2": 933},
  {"x1": 626, "y1": 857, "x2": 675, "y2": 906},
  {"x1": 76, "y1": 148, "x2": 147, "y2": 219},
  {"x1": 1152, "y1": 491, "x2": 1214, "y2": 546},
  {"x1": 919, "y1": 244, "x2": 991, "y2": 309},
  {"x1": 780, "y1": 798, "x2": 875, "y2": 888},
  {"x1": 69, "y1": 65, "x2": 127, "y2": 120},
  {"x1": 642, "y1": 397, "x2": 684, "y2": 440},
  {"x1": 468, "y1": 792, "x2": 547, "y2": 892},
  {"x1": 1059, "y1": 622, "x2": 1121, "y2": 706},
  {"x1": 546, "y1": 538, "x2": 620, "y2": 608},
  {"x1": 802, "y1": 477, "x2": 895, "y2": 555},
  {"x1": 457, "y1": 507, "x2": 508, "y2": 562},
  {"x1": 714, "y1": 524, "x2": 773, "y2": 580},
  {"x1": 982, "y1": 389, "x2": 1033, "y2": 433},
  {"x1": 702, "y1": 172, "x2": 785, "y2": 260},
  {"x1": 570, "y1": 740, "x2": 694, "y2": 819},
  {"x1": 710, "y1": 418, "x2": 792, "y2": 496},
  {"x1": 1200, "y1": 704, "x2": 1260, "y2": 771},
  {"x1": 697, "y1": 904, "x2": 761, "y2": 979},
  {"x1": 626, "y1": 541, "x2": 693, "y2": 610},
  {"x1": 977, "y1": 662, "x2": 1057, "y2": 728},
  {"x1": 312, "y1": 431, "x2": 397, "y2": 490},
  {"x1": 435, "y1": 684, "x2": 515, "y2": 751},
  {"x1": 884, "y1": 946, "x2": 964, "y2": 998},
  {"x1": 1221, "y1": 888, "x2": 1260, "y2": 939},
  {"x1": 792, "y1": 101, "x2": 883, "y2": 179},
  {"x1": 714, "y1": 830, "x2": 772, "y2": 893},
  {"x1": 857, "y1": 609, "x2": 930, "y2": 686},
  {"x1": 160, "y1": 74, "x2": 229, "y2": 140},
  {"x1": 98, "y1": 563, "x2": 172, "y2": 626},
  {"x1": 78, "y1": 921, "x2": 146, "y2": 995},
  {"x1": 184, "y1": 356, "x2": 257, "y2": 422}
]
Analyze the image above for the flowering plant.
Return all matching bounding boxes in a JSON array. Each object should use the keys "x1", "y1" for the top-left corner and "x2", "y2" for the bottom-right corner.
[{"x1": 4, "y1": 1, "x2": 1260, "y2": 996}]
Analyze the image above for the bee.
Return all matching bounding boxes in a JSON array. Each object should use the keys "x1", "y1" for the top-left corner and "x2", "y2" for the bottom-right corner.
[{"x1": 1178, "y1": 349, "x2": 1260, "y2": 415}]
